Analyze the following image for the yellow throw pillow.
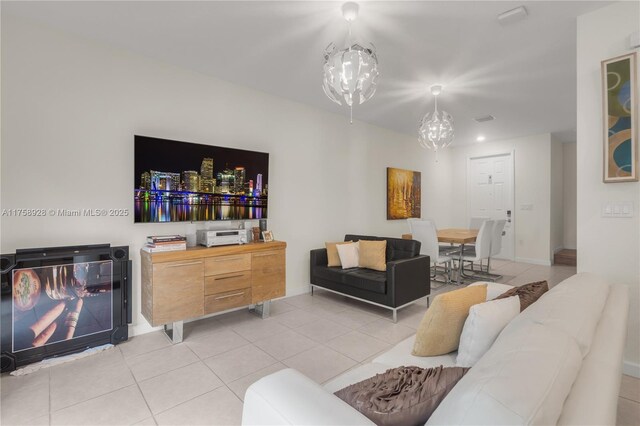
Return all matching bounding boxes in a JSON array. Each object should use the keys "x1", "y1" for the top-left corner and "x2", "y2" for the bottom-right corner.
[
  {"x1": 326, "y1": 241, "x2": 352, "y2": 267},
  {"x1": 358, "y1": 240, "x2": 387, "y2": 272},
  {"x1": 412, "y1": 284, "x2": 488, "y2": 356}
]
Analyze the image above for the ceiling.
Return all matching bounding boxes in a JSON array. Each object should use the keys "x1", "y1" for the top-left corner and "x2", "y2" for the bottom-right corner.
[{"x1": 3, "y1": 1, "x2": 610, "y2": 145}]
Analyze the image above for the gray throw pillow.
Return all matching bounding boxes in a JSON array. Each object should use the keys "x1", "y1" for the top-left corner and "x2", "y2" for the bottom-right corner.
[{"x1": 334, "y1": 365, "x2": 469, "y2": 426}]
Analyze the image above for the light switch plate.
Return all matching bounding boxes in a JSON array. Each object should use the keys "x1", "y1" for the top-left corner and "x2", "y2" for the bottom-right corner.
[
  {"x1": 620, "y1": 201, "x2": 634, "y2": 217},
  {"x1": 602, "y1": 202, "x2": 634, "y2": 218}
]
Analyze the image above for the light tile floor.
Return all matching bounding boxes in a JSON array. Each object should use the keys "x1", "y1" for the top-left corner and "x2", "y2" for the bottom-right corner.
[{"x1": 1, "y1": 260, "x2": 638, "y2": 425}]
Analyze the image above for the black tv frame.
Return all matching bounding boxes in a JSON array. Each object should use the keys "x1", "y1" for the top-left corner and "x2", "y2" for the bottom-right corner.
[{"x1": 0, "y1": 244, "x2": 132, "y2": 372}]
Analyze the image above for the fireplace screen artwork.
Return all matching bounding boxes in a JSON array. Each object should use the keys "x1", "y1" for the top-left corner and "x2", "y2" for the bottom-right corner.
[{"x1": 12, "y1": 260, "x2": 113, "y2": 352}]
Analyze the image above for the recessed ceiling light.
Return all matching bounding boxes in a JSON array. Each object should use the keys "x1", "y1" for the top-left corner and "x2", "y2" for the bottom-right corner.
[{"x1": 476, "y1": 136, "x2": 486, "y2": 142}]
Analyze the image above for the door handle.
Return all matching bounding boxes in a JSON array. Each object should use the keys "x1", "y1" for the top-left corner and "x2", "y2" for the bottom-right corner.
[
  {"x1": 166, "y1": 261, "x2": 202, "y2": 268},
  {"x1": 216, "y1": 274, "x2": 244, "y2": 280},
  {"x1": 215, "y1": 291, "x2": 245, "y2": 300},
  {"x1": 254, "y1": 252, "x2": 277, "y2": 257}
]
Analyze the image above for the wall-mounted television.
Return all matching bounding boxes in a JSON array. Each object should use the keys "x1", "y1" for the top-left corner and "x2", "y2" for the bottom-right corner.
[{"x1": 134, "y1": 135, "x2": 269, "y2": 223}]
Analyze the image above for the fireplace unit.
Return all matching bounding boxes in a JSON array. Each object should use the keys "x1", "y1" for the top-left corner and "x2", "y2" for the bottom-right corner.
[{"x1": 0, "y1": 244, "x2": 132, "y2": 372}]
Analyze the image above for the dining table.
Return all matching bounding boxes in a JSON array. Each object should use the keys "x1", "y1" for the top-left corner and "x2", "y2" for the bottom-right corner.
[{"x1": 402, "y1": 228, "x2": 479, "y2": 285}]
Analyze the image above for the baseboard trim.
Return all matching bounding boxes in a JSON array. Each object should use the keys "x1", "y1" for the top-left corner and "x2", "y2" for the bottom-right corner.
[
  {"x1": 623, "y1": 361, "x2": 640, "y2": 378},
  {"x1": 515, "y1": 257, "x2": 552, "y2": 266},
  {"x1": 284, "y1": 285, "x2": 313, "y2": 298}
]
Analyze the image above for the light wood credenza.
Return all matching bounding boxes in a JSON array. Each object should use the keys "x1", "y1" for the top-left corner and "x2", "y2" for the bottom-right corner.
[{"x1": 141, "y1": 241, "x2": 286, "y2": 342}]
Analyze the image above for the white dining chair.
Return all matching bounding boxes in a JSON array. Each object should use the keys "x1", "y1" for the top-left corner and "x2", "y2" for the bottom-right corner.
[
  {"x1": 460, "y1": 220, "x2": 495, "y2": 281},
  {"x1": 466, "y1": 217, "x2": 489, "y2": 252},
  {"x1": 469, "y1": 216, "x2": 490, "y2": 230},
  {"x1": 487, "y1": 219, "x2": 507, "y2": 272},
  {"x1": 408, "y1": 219, "x2": 455, "y2": 284}
]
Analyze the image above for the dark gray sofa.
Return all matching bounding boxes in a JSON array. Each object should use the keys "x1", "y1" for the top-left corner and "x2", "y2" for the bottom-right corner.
[{"x1": 309, "y1": 234, "x2": 430, "y2": 322}]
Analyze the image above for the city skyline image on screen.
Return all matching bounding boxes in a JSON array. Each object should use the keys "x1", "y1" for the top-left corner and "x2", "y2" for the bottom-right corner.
[{"x1": 134, "y1": 136, "x2": 269, "y2": 223}]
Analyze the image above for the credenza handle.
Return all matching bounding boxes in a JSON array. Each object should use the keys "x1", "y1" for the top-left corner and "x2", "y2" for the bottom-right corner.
[
  {"x1": 215, "y1": 291, "x2": 245, "y2": 300},
  {"x1": 213, "y1": 257, "x2": 243, "y2": 262},
  {"x1": 166, "y1": 261, "x2": 203, "y2": 268},
  {"x1": 216, "y1": 274, "x2": 244, "y2": 280}
]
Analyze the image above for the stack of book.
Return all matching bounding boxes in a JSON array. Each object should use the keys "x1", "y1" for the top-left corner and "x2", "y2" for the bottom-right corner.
[{"x1": 143, "y1": 235, "x2": 187, "y2": 252}]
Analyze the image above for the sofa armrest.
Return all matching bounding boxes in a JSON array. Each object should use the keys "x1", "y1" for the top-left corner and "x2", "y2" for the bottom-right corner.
[
  {"x1": 310, "y1": 248, "x2": 328, "y2": 268},
  {"x1": 386, "y1": 255, "x2": 431, "y2": 307},
  {"x1": 242, "y1": 369, "x2": 374, "y2": 425}
]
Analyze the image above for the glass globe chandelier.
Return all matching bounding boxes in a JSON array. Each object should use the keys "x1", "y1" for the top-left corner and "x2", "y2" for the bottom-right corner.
[
  {"x1": 418, "y1": 85, "x2": 455, "y2": 160},
  {"x1": 322, "y1": 2, "x2": 379, "y2": 124}
]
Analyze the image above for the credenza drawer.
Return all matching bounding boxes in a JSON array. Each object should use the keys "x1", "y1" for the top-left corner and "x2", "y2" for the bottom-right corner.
[
  {"x1": 205, "y1": 254, "x2": 251, "y2": 276},
  {"x1": 205, "y1": 288, "x2": 252, "y2": 314},
  {"x1": 205, "y1": 271, "x2": 251, "y2": 295}
]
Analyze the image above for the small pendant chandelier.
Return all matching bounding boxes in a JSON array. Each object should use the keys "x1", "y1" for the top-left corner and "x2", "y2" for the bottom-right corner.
[
  {"x1": 418, "y1": 85, "x2": 455, "y2": 160},
  {"x1": 322, "y1": 2, "x2": 379, "y2": 124}
]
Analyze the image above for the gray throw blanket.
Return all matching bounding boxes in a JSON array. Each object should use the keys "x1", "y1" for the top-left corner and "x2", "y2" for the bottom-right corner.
[{"x1": 334, "y1": 365, "x2": 469, "y2": 426}]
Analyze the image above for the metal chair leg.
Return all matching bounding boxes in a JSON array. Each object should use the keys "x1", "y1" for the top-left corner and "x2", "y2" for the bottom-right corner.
[
  {"x1": 460, "y1": 260, "x2": 500, "y2": 281},
  {"x1": 481, "y1": 256, "x2": 503, "y2": 279},
  {"x1": 431, "y1": 261, "x2": 452, "y2": 284}
]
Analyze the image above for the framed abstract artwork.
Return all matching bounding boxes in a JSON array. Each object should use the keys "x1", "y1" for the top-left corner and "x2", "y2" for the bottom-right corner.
[
  {"x1": 601, "y1": 52, "x2": 638, "y2": 182},
  {"x1": 387, "y1": 167, "x2": 421, "y2": 220}
]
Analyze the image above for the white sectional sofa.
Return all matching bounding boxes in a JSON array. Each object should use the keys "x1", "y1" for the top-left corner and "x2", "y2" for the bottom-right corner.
[{"x1": 242, "y1": 273, "x2": 629, "y2": 425}]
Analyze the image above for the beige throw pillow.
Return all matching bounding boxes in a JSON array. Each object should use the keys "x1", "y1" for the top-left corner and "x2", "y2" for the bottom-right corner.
[
  {"x1": 358, "y1": 240, "x2": 387, "y2": 272},
  {"x1": 336, "y1": 242, "x2": 360, "y2": 269},
  {"x1": 326, "y1": 241, "x2": 353, "y2": 267},
  {"x1": 412, "y1": 284, "x2": 488, "y2": 356}
]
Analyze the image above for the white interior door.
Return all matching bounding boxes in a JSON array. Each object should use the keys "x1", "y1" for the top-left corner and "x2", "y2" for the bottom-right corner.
[{"x1": 468, "y1": 153, "x2": 514, "y2": 260}]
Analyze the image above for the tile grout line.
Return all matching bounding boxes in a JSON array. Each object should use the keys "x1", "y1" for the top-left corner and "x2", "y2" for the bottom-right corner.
[
  {"x1": 134, "y1": 357, "x2": 202, "y2": 384},
  {"x1": 127, "y1": 342, "x2": 222, "y2": 423},
  {"x1": 126, "y1": 340, "x2": 206, "y2": 383},
  {"x1": 47, "y1": 350, "x2": 134, "y2": 414},
  {"x1": 120, "y1": 345, "x2": 156, "y2": 424},
  {"x1": 122, "y1": 339, "x2": 180, "y2": 363},
  {"x1": 49, "y1": 383, "x2": 141, "y2": 418},
  {"x1": 131, "y1": 368, "x2": 157, "y2": 423},
  {"x1": 190, "y1": 340, "x2": 253, "y2": 362},
  {"x1": 198, "y1": 343, "x2": 279, "y2": 390},
  {"x1": 618, "y1": 394, "x2": 640, "y2": 404}
]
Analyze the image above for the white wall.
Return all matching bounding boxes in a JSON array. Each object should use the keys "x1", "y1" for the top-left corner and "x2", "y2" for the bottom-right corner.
[
  {"x1": 577, "y1": 1, "x2": 640, "y2": 376},
  {"x1": 449, "y1": 134, "x2": 553, "y2": 265},
  {"x1": 550, "y1": 136, "x2": 565, "y2": 259},
  {"x1": 563, "y1": 142, "x2": 577, "y2": 250},
  {"x1": 0, "y1": 16, "x2": 453, "y2": 335}
]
